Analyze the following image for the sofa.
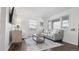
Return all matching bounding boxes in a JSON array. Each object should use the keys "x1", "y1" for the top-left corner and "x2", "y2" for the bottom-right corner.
[
  {"x1": 44, "y1": 29, "x2": 64, "y2": 42},
  {"x1": 52, "y1": 30, "x2": 64, "y2": 42}
]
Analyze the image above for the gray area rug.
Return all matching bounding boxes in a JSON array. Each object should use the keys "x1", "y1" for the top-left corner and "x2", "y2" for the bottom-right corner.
[{"x1": 25, "y1": 38, "x2": 63, "y2": 51}]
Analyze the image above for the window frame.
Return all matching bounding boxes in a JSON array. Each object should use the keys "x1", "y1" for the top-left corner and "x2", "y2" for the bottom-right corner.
[
  {"x1": 29, "y1": 20, "x2": 37, "y2": 30},
  {"x1": 61, "y1": 15, "x2": 70, "y2": 29},
  {"x1": 48, "y1": 21, "x2": 52, "y2": 30},
  {"x1": 52, "y1": 18, "x2": 61, "y2": 30}
]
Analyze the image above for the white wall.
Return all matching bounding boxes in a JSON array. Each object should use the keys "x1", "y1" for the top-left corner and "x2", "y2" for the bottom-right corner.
[
  {"x1": 4, "y1": 8, "x2": 12, "y2": 51},
  {"x1": 0, "y1": 8, "x2": 7, "y2": 50},
  {"x1": 0, "y1": 7, "x2": 4, "y2": 50},
  {"x1": 49, "y1": 8, "x2": 79, "y2": 45},
  {"x1": 0, "y1": 7, "x2": 12, "y2": 51}
]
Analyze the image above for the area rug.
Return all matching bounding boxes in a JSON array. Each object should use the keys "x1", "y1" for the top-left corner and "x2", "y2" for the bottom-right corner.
[{"x1": 25, "y1": 38, "x2": 63, "y2": 51}]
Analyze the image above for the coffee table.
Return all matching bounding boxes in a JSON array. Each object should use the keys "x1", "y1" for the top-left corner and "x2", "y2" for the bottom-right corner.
[{"x1": 32, "y1": 34, "x2": 45, "y2": 43}]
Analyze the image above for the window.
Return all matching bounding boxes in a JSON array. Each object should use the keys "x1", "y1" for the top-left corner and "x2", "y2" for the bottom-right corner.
[
  {"x1": 29, "y1": 20, "x2": 37, "y2": 29},
  {"x1": 62, "y1": 15, "x2": 69, "y2": 28},
  {"x1": 48, "y1": 21, "x2": 52, "y2": 30},
  {"x1": 53, "y1": 19, "x2": 61, "y2": 29}
]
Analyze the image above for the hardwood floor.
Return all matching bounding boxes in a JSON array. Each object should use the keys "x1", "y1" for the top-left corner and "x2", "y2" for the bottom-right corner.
[
  {"x1": 45, "y1": 42, "x2": 79, "y2": 51},
  {"x1": 9, "y1": 40, "x2": 79, "y2": 51}
]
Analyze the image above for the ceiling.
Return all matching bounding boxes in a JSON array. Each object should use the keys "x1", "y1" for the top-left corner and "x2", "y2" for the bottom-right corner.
[{"x1": 15, "y1": 7, "x2": 71, "y2": 19}]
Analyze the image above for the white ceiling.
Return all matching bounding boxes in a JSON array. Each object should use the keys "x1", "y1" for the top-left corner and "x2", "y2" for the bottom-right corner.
[{"x1": 15, "y1": 7, "x2": 71, "y2": 19}]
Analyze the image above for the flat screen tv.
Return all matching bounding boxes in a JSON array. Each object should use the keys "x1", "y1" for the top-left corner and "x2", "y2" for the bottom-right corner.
[{"x1": 9, "y1": 7, "x2": 15, "y2": 23}]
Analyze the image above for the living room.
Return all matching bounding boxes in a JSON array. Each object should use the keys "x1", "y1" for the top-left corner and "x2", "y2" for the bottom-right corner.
[{"x1": 0, "y1": 7, "x2": 79, "y2": 51}]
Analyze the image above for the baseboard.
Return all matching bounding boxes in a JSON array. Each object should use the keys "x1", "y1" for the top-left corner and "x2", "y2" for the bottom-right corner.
[{"x1": 63, "y1": 40, "x2": 78, "y2": 46}]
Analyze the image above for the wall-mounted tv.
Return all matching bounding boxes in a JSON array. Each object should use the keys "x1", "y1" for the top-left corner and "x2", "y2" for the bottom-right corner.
[{"x1": 9, "y1": 7, "x2": 15, "y2": 23}]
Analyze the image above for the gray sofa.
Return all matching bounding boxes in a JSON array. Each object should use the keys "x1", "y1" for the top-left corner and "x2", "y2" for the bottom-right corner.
[
  {"x1": 52, "y1": 30, "x2": 64, "y2": 41},
  {"x1": 44, "y1": 30, "x2": 64, "y2": 42}
]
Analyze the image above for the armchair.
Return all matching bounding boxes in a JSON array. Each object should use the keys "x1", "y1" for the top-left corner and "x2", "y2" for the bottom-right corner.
[{"x1": 53, "y1": 30, "x2": 64, "y2": 42}]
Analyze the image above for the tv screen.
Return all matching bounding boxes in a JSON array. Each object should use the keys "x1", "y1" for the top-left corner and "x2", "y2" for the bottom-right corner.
[{"x1": 9, "y1": 7, "x2": 14, "y2": 23}]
